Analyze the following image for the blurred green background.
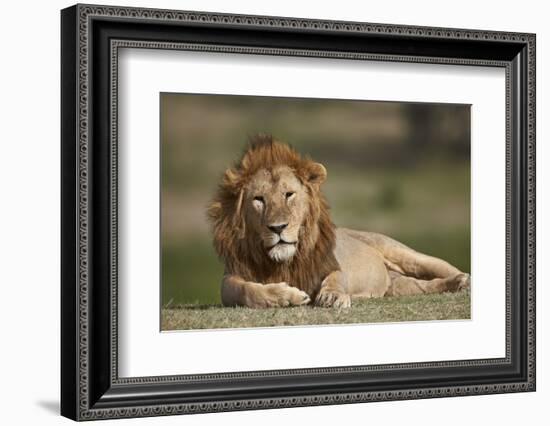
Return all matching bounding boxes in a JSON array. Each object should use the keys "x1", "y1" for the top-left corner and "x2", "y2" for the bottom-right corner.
[{"x1": 161, "y1": 93, "x2": 470, "y2": 306}]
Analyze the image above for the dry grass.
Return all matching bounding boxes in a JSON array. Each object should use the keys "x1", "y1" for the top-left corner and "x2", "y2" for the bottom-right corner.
[{"x1": 161, "y1": 290, "x2": 470, "y2": 331}]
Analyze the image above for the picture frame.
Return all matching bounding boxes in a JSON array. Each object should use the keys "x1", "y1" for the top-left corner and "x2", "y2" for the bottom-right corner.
[{"x1": 60, "y1": 3, "x2": 536, "y2": 421}]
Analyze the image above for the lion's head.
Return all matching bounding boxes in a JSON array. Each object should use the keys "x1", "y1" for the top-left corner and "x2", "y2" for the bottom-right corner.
[{"x1": 208, "y1": 135, "x2": 340, "y2": 297}]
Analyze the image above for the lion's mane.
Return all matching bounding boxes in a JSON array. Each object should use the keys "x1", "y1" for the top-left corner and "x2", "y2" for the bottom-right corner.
[{"x1": 207, "y1": 135, "x2": 340, "y2": 298}]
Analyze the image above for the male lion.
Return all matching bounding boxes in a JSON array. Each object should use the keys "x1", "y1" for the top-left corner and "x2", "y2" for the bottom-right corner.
[{"x1": 208, "y1": 135, "x2": 470, "y2": 309}]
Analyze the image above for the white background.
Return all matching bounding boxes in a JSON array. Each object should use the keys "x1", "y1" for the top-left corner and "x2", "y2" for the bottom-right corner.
[
  {"x1": 0, "y1": 0, "x2": 547, "y2": 425},
  {"x1": 119, "y1": 50, "x2": 505, "y2": 377}
]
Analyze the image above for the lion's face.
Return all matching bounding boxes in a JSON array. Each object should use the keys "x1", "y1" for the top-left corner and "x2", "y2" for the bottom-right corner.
[
  {"x1": 209, "y1": 136, "x2": 331, "y2": 276},
  {"x1": 244, "y1": 166, "x2": 310, "y2": 262}
]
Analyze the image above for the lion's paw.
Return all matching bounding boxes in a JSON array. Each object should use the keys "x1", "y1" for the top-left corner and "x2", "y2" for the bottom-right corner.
[
  {"x1": 262, "y1": 282, "x2": 311, "y2": 308},
  {"x1": 446, "y1": 273, "x2": 470, "y2": 292},
  {"x1": 315, "y1": 288, "x2": 351, "y2": 308},
  {"x1": 456, "y1": 273, "x2": 471, "y2": 291}
]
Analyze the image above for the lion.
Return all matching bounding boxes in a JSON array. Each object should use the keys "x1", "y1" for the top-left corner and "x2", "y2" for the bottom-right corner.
[{"x1": 207, "y1": 134, "x2": 470, "y2": 309}]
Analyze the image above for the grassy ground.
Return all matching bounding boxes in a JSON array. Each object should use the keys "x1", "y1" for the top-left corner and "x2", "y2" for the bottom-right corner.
[{"x1": 161, "y1": 290, "x2": 470, "y2": 331}]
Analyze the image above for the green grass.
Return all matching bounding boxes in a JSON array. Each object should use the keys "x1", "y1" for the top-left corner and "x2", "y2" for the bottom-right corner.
[{"x1": 161, "y1": 290, "x2": 470, "y2": 331}]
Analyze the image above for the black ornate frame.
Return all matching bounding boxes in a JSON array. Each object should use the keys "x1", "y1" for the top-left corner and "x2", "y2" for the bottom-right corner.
[{"x1": 61, "y1": 3, "x2": 536, "y2": 421}]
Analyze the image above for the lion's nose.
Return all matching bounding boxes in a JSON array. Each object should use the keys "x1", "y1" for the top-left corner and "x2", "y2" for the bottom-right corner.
[{"x1": 268, "y1": 223, "x2": 288, "y2": 234}]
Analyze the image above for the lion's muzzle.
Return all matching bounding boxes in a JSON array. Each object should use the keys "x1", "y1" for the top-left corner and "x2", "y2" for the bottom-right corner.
[{"x1": 267, "y1": 240, "x2": 297, "y2": 262}]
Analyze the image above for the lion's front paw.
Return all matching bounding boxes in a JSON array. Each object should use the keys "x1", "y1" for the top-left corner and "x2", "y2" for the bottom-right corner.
[
  {"x1": 315, "y1": 288, "x2": 351, "y2": 308},
  {"x1": 262, "y1": 282, "x2": 311, "y2": 308}
]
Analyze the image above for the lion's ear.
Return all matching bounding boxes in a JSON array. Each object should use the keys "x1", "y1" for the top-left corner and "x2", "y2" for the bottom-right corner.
[{"x1": 306, "y1": 162, "x2": 327, "y2": 185}]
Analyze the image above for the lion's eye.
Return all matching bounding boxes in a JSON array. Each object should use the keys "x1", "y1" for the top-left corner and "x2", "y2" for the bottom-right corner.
[
  {"x1": 253, "y1": 196, "x2": 264, "y2": 203},
  {"x1": 285, "y1": 192, "x2": 295, "y2": 199}
]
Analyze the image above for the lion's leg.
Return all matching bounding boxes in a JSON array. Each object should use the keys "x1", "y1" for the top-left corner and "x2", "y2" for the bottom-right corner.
[
  {"x1": 315, "y1": 270, "x2": 351, "y2": 308},
  {"x1": 385, "y1": 247, "x2": 464, "y2": 280},
  {"x1": 221, "y1": 275, "x2": 311, "y2": 308},
  {"x1": 385, "y1": 271, "x2": 470, "y2": 296},
  {"x1": 342, "y1": 229, "x2": 465, "y2": 280}
]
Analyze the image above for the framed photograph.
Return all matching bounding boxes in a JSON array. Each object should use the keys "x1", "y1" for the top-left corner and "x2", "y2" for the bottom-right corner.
[{"x1": 61, "y1": 4, "x2": 536, "y2": 421}]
